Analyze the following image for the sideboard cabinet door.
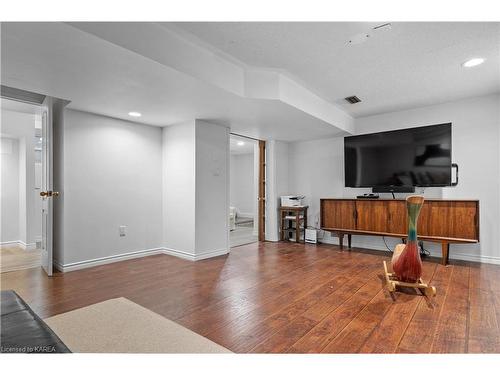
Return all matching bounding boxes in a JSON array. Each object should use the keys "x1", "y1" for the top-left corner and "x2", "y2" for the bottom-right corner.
[
  {"x1": 426, "y1": 201, "x2": 479, "y2": 240},
  {"x1": 387, "y1": 200, "x2": 407, "y2": 236},
  {"x1": 321, "y1": 200, "x2": 356, "y2": 230},
  {"x1": 355, "y1": 200, "x2": 389, "y2": 233}
]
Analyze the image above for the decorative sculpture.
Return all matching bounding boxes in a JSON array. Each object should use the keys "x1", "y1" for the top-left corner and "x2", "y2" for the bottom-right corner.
[
  {"x1": 383, "y1": 195, "x2": 436, "y2": 297},
  {"x1": 391, "y1": 195, "x2": 424, "y2": 282}
]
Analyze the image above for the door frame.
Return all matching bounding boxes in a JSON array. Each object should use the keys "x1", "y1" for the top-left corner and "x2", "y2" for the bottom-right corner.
[
  {"x1": 258, "y1": 140, "x2": 266, "y2": 241},
  {"x1": 0, "y1": 90, "x2": 67, "y2": 276},
  {"x1": 0, "y1": 91, "x2": 55, "y2": 275},
  {"x1": 229, "y1": 133, "x2": 266, "y2": 242}
]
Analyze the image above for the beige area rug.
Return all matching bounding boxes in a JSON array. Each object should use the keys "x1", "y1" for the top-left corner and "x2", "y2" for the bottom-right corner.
[
  {"x1": 0, "y1": 245, "x2": 41, "y2": 273},
  {"x1": 44, "y1": 297, "x2": 232, "y2": 353}
]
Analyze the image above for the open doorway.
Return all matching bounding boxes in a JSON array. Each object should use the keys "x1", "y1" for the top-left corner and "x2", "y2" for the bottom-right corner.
[
  {"x1": 229, "y1": 134, "x2": 260, "y2": 247},
  {"x1": 0, "y1": 98, "x2": 43, "y2": 273}
]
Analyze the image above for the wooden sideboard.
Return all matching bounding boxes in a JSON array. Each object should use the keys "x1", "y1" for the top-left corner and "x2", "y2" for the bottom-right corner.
[{"x1": 320, "y1": 198, "x2": 480, "y2": 265}]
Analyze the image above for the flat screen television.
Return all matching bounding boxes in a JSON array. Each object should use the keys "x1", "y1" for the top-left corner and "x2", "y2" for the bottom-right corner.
[{"x1": 344, "y1": 123, "x2": 452, "y2": 188}]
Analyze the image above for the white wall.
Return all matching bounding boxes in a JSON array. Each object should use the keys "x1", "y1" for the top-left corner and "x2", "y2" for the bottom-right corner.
[
  {"x1": 230, "y1": 153, "x2": 255, "y2": 217},
  {"x1": 162, "y1": 121, "x2": 196, "y2": 255},
  {"x1": 266, "y1": 140, "x2": 290, "y2": 241},
  {"x1": 162, "y1": 119, "x2": 229, "y2": 260},
  {"x1": 0, "y1": 138, "x2": 20, "y2": 242},
  {"x1": 288, "y1": 136, "x2": 345, "y2": 229},
  {"x1": 288, "y1": 94, "x2": 500, "y2": 264},
  {"x1": 50, "y1": 95, "x2": 500, "y2": 267},
  {"x1": 288, "y1": 133, "x2": 441, "y2": 244},
  {"x1": 50, "y1": 113, "x2": 229, "y2": 270},
  {"x1": 195, "y1": 121, "x2": 230, "y2": 257},
  {"x1": 60, "y1": 109, "x2": 163, "y2": 266}
]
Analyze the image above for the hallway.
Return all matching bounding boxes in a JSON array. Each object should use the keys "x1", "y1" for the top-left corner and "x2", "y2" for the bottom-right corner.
[{"x1": 0, "y1": 244, "x2": 41, "y2": 273}]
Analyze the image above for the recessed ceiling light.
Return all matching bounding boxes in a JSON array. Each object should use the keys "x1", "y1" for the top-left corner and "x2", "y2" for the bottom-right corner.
[
  {"x1": 462, "y1": 58, "x2": 485, "y2": 68},
  {"x1": 237, "y1": 141, "x2": 245, "y2": 146},
  {"x1": 128, "y1": 111, "x2": 142, "y2": 117}
]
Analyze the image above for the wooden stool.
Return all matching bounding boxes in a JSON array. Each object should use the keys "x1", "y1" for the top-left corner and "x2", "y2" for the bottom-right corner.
[{"x1": 383, "y1": 261, "x2": 436, "y2": 297}]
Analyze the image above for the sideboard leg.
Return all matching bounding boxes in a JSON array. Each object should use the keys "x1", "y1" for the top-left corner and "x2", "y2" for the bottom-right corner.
[
  {"x1": 338, "y1": 233, "x2": 344, "y2": 250},
  {"x1": 441, "y1": 242, "x2": 450, "y2": 266},
  {"x1": 347, "y1": 234, "x2": 352, "y2": 249}
]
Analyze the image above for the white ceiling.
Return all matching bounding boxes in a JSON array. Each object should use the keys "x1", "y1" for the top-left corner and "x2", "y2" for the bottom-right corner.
[
  {"x1": 1, "y1": 22, "x2": 348, "y2": 141},
  {"x1": 173, "y1": 22, "x2": 500, "y2": 117},
  {"x1": 1, "y1": 22, "x2": 498, "y2": 143}
]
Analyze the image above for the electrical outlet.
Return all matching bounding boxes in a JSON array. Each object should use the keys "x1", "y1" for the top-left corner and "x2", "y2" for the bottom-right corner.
[{"x1": 119, "y1": 225, "x2": 127, "y2": 237}]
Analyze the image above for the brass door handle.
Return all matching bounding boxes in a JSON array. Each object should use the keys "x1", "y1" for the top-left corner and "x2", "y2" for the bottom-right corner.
[{"x1": 40, "y1": 191, "x2": 60, "y2": 198}]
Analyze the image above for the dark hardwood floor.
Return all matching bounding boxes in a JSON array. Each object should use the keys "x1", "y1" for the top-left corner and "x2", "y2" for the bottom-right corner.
[{"x1": 2, "y1": 241, "x2": 500, "y2": 353}]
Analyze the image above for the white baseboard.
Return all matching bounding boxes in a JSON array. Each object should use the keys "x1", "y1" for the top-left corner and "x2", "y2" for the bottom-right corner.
[
  {"x1": 0, "y1": 240, "x2": 19, "y2": 246},
  {"x1": 1, "y1": 240, "x2": 36, "y2": 250},
  {"x1": 55, "y1": 246, "x2": 230, "y2": 272},
  {"x1": 19, "y1": 241, "x2": 37, "y2": 251},
  {"x1": 161, "y1": 247, "x2": 197, "y2": 261},
  {"x1": 193, "y1": 247, "x2": 230, "y2": 261},
  {"x1": 54, "y1": 247, "x2": 166, "y2": 272},
  {"x1": 265, "y1": 235, "x2": 280, "y2": 242},
  {"x1": 437, "y1": 252, "x2": 500, "y2": 265},
  {"x1": 162, "y1": 247, "x2": 229, "y2": 261},
  {"x1": 318, "y1": 235, "x2": 500, "y2": 265}
]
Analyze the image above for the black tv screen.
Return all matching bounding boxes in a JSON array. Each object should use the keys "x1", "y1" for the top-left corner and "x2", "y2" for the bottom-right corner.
[{"x1": 344, "y1": 123, "x2": 452, "y2": 188}]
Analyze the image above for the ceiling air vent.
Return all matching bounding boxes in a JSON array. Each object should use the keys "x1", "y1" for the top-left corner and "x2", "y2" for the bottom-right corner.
[{"x1": 345, "y1": 95, "x2": 361, "y2": 104}]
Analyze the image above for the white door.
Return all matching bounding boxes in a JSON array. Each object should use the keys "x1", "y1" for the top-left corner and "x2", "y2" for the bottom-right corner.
[{"x1": 40, "y1": 98, "x2": 54, "y2": 276}]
